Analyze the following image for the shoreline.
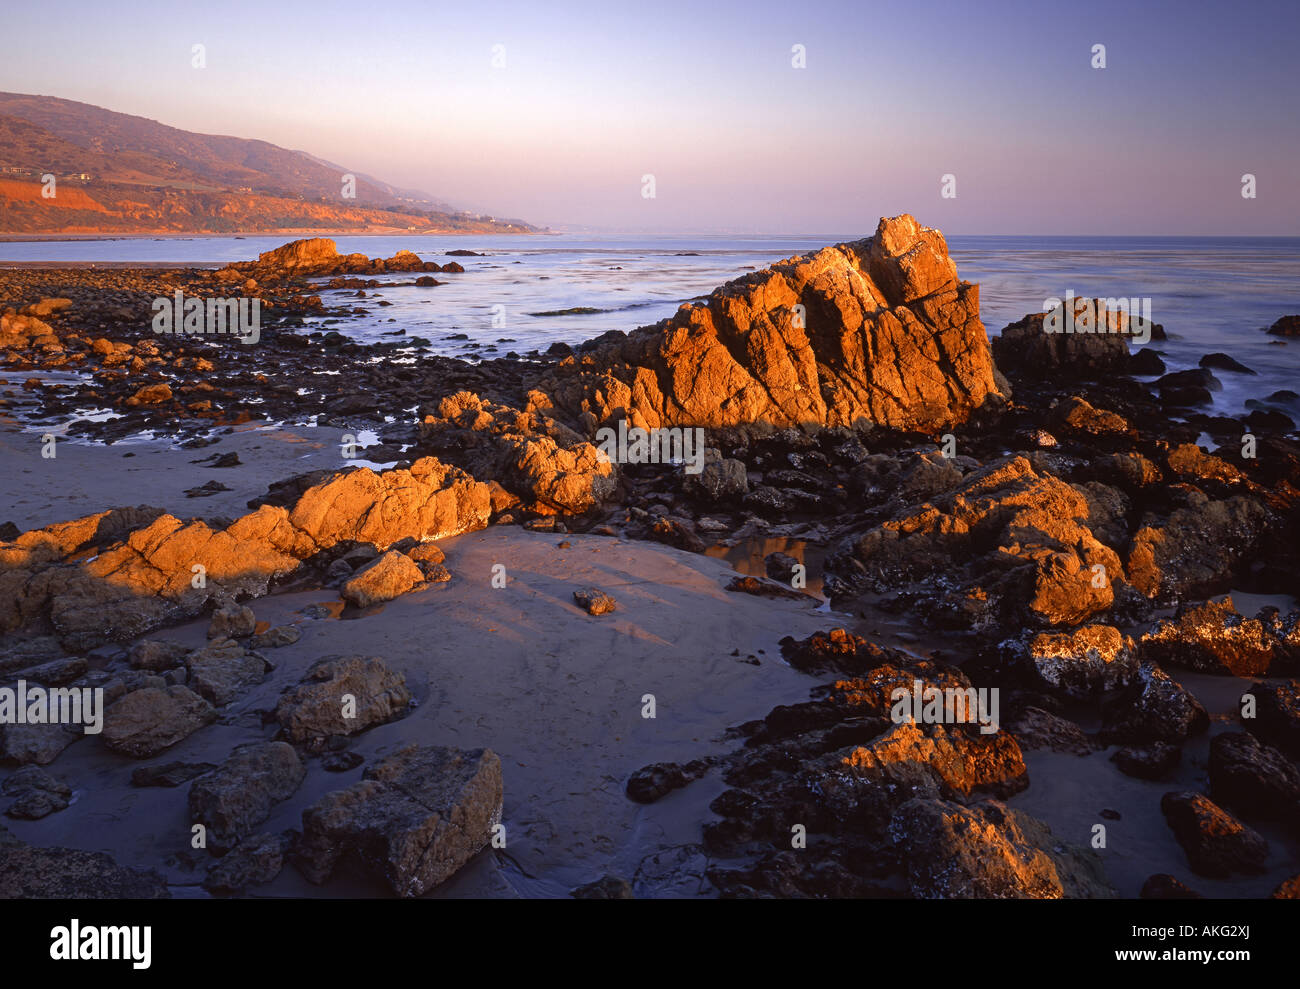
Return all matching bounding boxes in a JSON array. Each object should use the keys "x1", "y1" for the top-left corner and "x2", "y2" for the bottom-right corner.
[{"x1": 0, "y1": 229, "x2": 548, "y2": 244}]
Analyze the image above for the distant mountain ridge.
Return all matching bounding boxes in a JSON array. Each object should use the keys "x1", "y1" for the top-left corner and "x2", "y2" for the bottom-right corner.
[{"x1": 0, "y1": 92, "x2": 533, "y2": 235}]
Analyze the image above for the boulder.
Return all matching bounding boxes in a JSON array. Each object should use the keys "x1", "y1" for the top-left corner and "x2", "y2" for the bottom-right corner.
[
  {"x1": 993, "y1": 298, "x2": 1138, "y2": 378},
  {"x1": 1020, "y1": 625, "x2": 1138, "y2": 698},
  {"x1": 1160, "y1": 791, "x2": 1268, "y2": 878},
  {"x1": 1111, "y1": 742, "x2": 1181, "y2": 780},
  {"x1": 2, "y1": 766, "x2": 71, "y2": 820},
  {"x1": 207, "y1": 602, "x2": 256, "y2": 639},
  {"x1": 843, "y1": 456, "x2": 1123, "y2": 629},
  {"x1": 1242, "y1": 679, "x2": 1300, "y2": 756},
  {"x1": 417, "y1": 392, "x2": 618, "y2": 514},
  {"x1": 682, "y1": 453, "x2": 749, "y2": 502},
  {"x1": 274, "y1": 656, "x2": 410, "y2": 746},
  {"x1": 101, "y1": 686, "x2": 216, "y2": 758},
  {"x1": 294, "y1": 745, "x2": 502, "y2": 896},
  {"x1": 249, "y1": 625, "x2": 301, "y2": 649},
  {"x1": 1140, "y1": 598, "x2": 1296, "y2": 677},
  {"x1": 888, "y1": 797, "x2": 1111, "y2": 898},
  {"x1": 1140, "y1": 874, "x2": 1201, "y2": 899},
  {"x1": 1127, "y1": 496, "x2": 1273, "y2": 603},
  {"x1": 1207, "y1": 732, "x2": 1300, "y2": 827},
  {"x1": 124, "y1": 383, "x2": 172, "y2": 407},
  {"x1": 255, "y1": 237, "x2": 341, "y2": 270},
  {"x1": 128, "y1": 639, "x2": 189, "y2": 672},
  {"x1": 1005, "y1": 707, "x2": 1095, "y2": 755},
  {"x1": 1100, "y1": 663, "x2": 1209, "y2": 745},
  {"x1": 188, "y1": 742, "x2": 306, "y2": 851},
  {"x1": 0, "y1": 456, "x2": 489, "y2": 648},
  {"x1": 341, "y1": 550, "x2": 425, "y2": 608},
  {"x1": 185, "y1": 638, "x2": 267, "y2": 706},
  {"x1": 0, "y1": 723, "x2": 81, "y2": 766}
]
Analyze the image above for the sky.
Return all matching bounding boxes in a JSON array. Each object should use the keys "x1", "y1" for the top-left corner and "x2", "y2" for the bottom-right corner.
[{"x1": 1, "y1": 0, "x2": 1297, "y2": 234}]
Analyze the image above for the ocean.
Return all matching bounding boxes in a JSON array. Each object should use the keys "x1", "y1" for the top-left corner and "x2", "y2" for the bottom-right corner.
[{"x1": 2, "y1": 233, "x2": 1297, "y2": 420}]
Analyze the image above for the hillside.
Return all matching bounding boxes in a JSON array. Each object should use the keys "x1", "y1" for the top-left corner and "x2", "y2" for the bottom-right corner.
[{"x1": 0, "y1": 93, "x2": 533, "y2": 235}]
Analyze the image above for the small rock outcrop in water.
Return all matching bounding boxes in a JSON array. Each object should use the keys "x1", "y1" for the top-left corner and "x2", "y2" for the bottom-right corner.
[
  {"x1": 533, "y1": 214, "x2": 1006, "y2": 435},
  {"x1": 211, "y1": 238, "x2": 446, "y2": 281},
  {"x1": 993, "y1": 298, "x2": 1145, "y2": 377}
]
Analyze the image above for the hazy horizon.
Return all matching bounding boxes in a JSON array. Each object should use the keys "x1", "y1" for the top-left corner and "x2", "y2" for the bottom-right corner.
[{"x1": 2, "y1": 0, "x2": 1297, "y2": 236}]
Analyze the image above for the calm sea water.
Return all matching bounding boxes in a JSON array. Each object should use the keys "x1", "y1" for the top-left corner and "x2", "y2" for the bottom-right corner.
[{"x1": 2, "y1": 233, "x2": 1297, "y2": 419}]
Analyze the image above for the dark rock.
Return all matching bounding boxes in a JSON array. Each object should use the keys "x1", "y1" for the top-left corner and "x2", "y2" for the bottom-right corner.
[
  {"x1": 1128, "y1": 349, "x2": 1166, "y2": 375},
  {"x1": 203, "y1": 832, "x2": 288, "y2": 895},
  {"x1": 207, "y1": 602, "x2": 256, "y2": 639},
  {"x1": 188, "y1": 742, "x2": 306, "y2": 852},
  {"x1": 571, "y1": 875, "x2": 634, "y2": 898},
  {"x1": 1267, "y1": 315, "x2": 1300, "y2": 337},
  {"x1": 1199, "y1": 353, "x2": 1256, "y2": 375},
  {"x1": 1140, "y1": 874, "x2": 1202, "y2": 899},
  {"x1": 322, "y1": 751, "x2": 364, "y2": 772},
  {"x1": 0, "y1": 843, "x2": 169, "y2": 898},
  {"x1": 1100, "y1": 663, "x2": 1209, "y2": 745},
  {"x1": 1111, "y1": 742, "x2": 1181, "y2": 780},
  {"x1": 130, "y1": 761, "x2": 217, "y2": 788},
  {"x1": 2, "y1": 766, "x2": 71, "y2": 819},
  {"x1": 626, "y1": 759, "x2": 712, "y2": 803},
  {"x1": 1208, "y1": 731, "x2": 1300, "y2": 827},
  {"x1": 1160, "y1": 791, "x2": 1268, "y2": 878},
  {"x1": 1242, "y1": 679, "x2": 1300, "y2": 756},
  {"x1": 1140, "y1": 598, "x2": 1296, "y2": 677}
]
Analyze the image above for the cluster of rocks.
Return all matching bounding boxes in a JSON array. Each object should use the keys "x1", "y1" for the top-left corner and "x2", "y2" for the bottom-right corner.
[
  {"x1": 2, "y1": 217, "x2": 1298, "y2": 898},
  {"x1": 0, "y1": 610, "x2": 502, "y2": 897},
  {"x1": 208, "y1": 237, "x2": 461, "y2": 285},
  {"x1": 0, "y1": 456, "x2": 487, "y2": 649}
]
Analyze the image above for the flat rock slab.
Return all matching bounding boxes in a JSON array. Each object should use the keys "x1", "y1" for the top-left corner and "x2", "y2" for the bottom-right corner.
[
  {"x1": 0, "y1": 843, "x2": 169, "y2": 898},
  {"x1": 186, "y1": 638, "x2": 267, "y2": 706},
  {"x1": 295, "y1": 744, "x2": 502, "y2": 897},
  {"x1": 0, "y1": 723, "x2": 81, "y2": 766}
]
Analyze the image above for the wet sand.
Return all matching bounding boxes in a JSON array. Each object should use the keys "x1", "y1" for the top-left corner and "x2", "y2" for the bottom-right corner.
[
  {"x1": 2, "y1": 525, "x2": 831, "y2": 898},
  {"x1": 0, "y1": 418, "x2": 834, "y2": 897}
]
